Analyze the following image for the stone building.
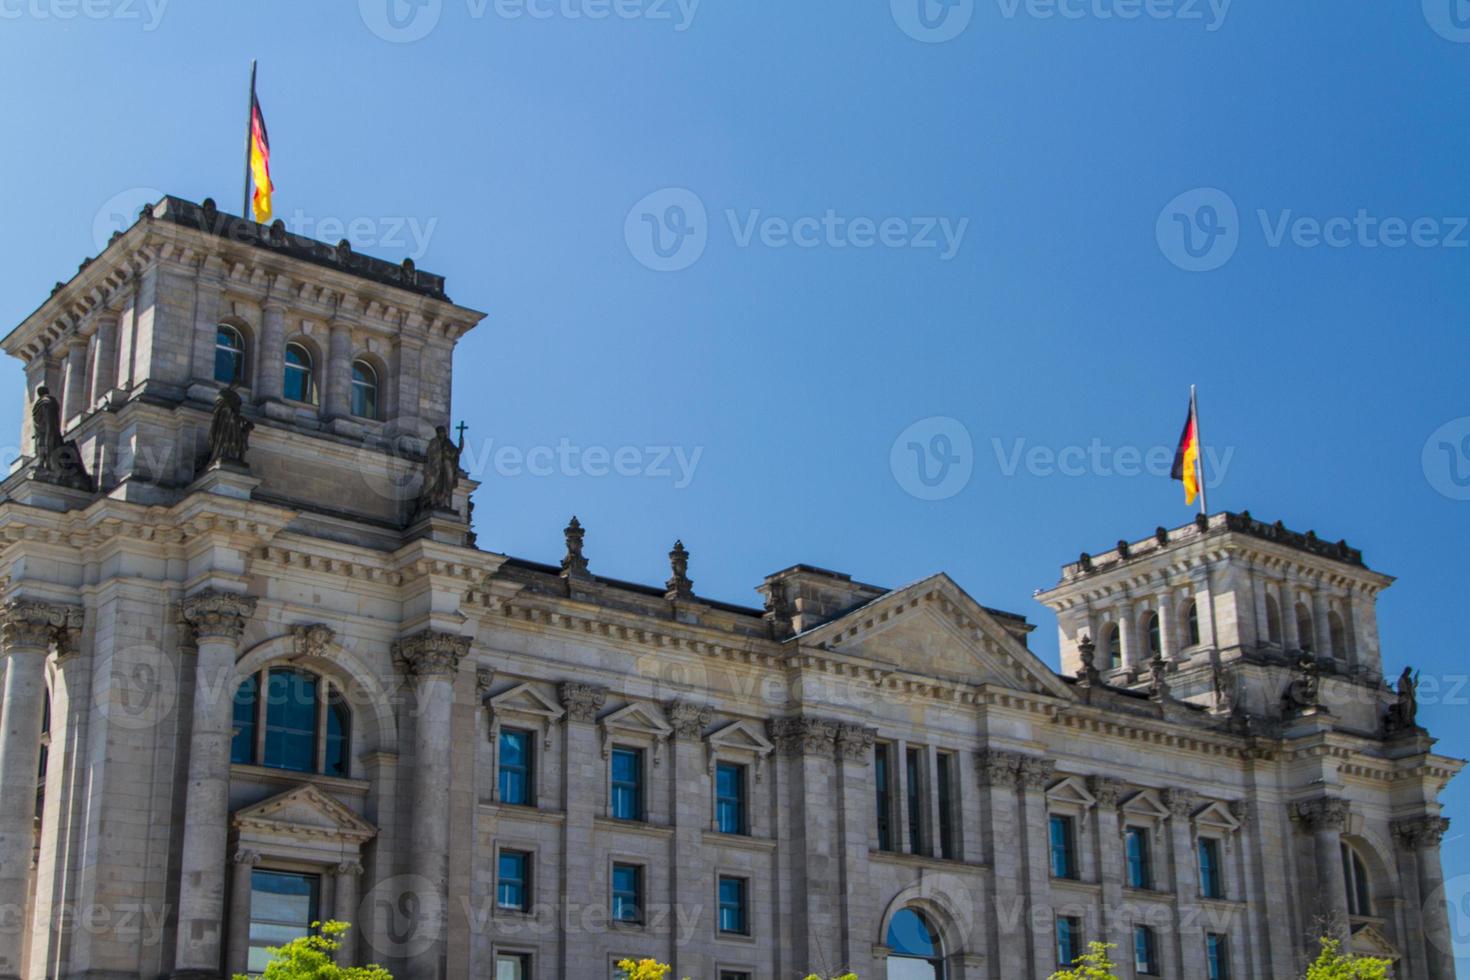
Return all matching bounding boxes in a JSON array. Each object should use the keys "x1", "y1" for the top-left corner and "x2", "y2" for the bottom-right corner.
[{"x1": 0, "y1": 195, "x2": 1457, "y2": 980}]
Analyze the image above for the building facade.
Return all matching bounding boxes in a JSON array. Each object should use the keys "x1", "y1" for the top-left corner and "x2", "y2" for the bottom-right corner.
[{"x1": 0, "y1": 195, "x2": 1458, "y2": 980}]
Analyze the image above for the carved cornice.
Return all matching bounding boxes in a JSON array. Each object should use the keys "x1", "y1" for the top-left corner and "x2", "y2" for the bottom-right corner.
[
  {"x1": 392, "y1": 630, "x2": 470, "y2": 677},
  {"x1": 767, "y1": 716, "x2": 838, "y2": 757},
  {"x1": 559, "y1": 682, "x2": 607, "y2": 723},
  {"x1": 0, "y1": 599, "x2": 82, "y2": 655},
  {"x1": 1294, "y1": 796, "x2": 1350, "y2": 833},
  {"x1": 1392, "y1": 815, "x2": 1449, "y2": 850},
  {"x1": 1163, "y1": 788, "x2": 1197, "y2": 819},
  {"x1": 1088, "y1": 775, "x2": 1128, "y2": 807},
  {"x1": 976, "y1": 749, "x2": 1024, "y2": 787},
  {"x1": 665, "y1": 700, "x2": 714, "y2": 740},
  {"x1": 836, "y1": 724, "x2": 877, "y2": 762},
  {"x1": 180, "y1": 590, "x2": 257, "y2": 642}
]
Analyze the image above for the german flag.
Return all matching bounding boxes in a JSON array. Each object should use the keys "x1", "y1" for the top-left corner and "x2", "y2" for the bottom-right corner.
[
  {"x1": 1171, "y1": 394, "x2": 1201, "y2": 506},
  {"x1": 248, "y1": 84, "x2": 273, "y2": 223}
]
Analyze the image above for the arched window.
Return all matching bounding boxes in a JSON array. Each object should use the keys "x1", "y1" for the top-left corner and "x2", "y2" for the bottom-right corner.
[
  {"x1": 215, "y1": 325, "x2": 247, "y2": 385},
  {"x1": 1328, "y1": 611, "x2": 1348, "y2": 660},
  {"x1": 887, "y1": 908, "x2": 944, "y2": 980},
  {"x1": 230, "y1": 667, "x2": 352, "y2": 777},
  {"x1": 284, "y1": 343, "x2": 317, "y2": 405},
  {"x1": 38, "y1": 692, "x2": 51, "y2": 791},
  {"x1": 1264, "y1": 594, "x2": 1282, "y2": 644},
  {"x1": 1184, "y1": 600, "x2": 1201, "y2": 648},
  {"x1": 1099, "y1": 623, "x2": 1121, "y2": 670},
  {"x1": 1296, "y1": 603, "x2": 1314, "y2": 652},
  {"x1": 1144, "y1": 612, "x2": 1161, "y2": 657},
  {"x1": 350, "y1": 360, "x2": 379, "y2": 420},
  {"x1": 1340, "y1": 843, "x2": 1372, "y2": 917}
]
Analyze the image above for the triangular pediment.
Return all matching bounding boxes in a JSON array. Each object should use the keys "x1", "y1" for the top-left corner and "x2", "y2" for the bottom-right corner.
[
  {"x1": 488, "y1": 682, "x2": 565, "y2": 722},
  {"x1": 1047, "y1": 775, "x2": 1098, "y2": 809},
  {"x1": 706, "y1": 720, "x2": 775, "y2": 757},
  {"x1": 600, "y1": 702, "x2": 673, "y2": 738},
  {"x1": 1120, "y1": 789, "x2": 1172, "y2": 821},
  {"x1": 232, "y1": 784, "x2": 376, "y2": 843},
  {"x1": 1350, "y1": 922, "x2": 1399, "y2": 961},
  {"x1": 797, "y1": 574, "x2": 1072, "y2": 698},
  {"x1": 1193, "y1": 800, "x2": 1242, "y2": 834}
]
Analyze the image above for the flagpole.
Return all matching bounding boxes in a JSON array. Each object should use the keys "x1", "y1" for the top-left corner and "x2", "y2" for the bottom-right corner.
[
  {"x1": 1192, "y1": 384, "x2": 1209, "y2": 516},
  {"x1": 242, "y1": 60, "x2": 257, "y2": 220}
]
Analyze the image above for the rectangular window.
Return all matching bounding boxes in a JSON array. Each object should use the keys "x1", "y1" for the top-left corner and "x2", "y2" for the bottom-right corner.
[
  {"x1": 610, "y1": 747, "x2": 644, "y2": 822},
  {"x1": 1056, "y1": 915, "x2": 1082, "y2": 967},
  {"x1": 1198, "y1": 837, "x2": 1224, "y2": 899},
  {"x1": 875, "y1": 744, "x2": 892, "y2": 851},
  {"x1": 232, "y1": 673, "x2": 258, "y2": 765},
  {"x1": 612, "y1": 863, "x2": 643, "y2": 924},
  {"x1": 498, "y1": 729, "x2": 534, "y2": 806},
  {"x1": 1134, "y1": 924, "x2": 1159, "y2": 975},
  {"x1": 497, "y1": 850, "x2": 530, "y2": 912},
  {"x1": 719, "y1": 973, "x2": 752, "y2": 980},
  {"x1": 1206, "y1": 933, "x2": 1231, "y2": 980},
  {"x1": 247, "y1": 870, "x2": 320, "y2": 976},
  {"x1": 715, "y1": 762, "x2": 747, "y2": 835},
  {"x1": 937, "y1": 752, "x2": 956, "y2": 859},
  {"x1": 495, "y1": 952, "x2": 531, "y2": 979},
  {"x1": 906, "y1": 747, "x2": 924, "y2": 854},
  {"x1": 1125, "y1": 826, "x2": 1153, "y2": 889},
  {"x1": 717, "y1": 876, "x2": 748, "y2": 935},
  {"x1": 1049, "y1": 814, "x2": 1078, "y2": 879}
]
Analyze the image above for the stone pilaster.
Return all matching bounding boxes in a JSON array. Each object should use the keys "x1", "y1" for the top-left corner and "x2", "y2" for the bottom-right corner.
[
  {"x1": 976, "y1": 750, "x2": 1026, "y2": 980},
  {"x1": 224, "y1": 849, "x2": 260, "y2": 979},
  {"x1": 172, "y1": 589, "x2": 256, "y2": 980},
  {"x1": 255, "y1": 293, "x2": 286, "y2": 404},
  {"x1": 0, "y1": 600, "x2": 79, "y2": 980},
  {"x1": 324, "y1": 320, "x2": 352, "y2": 421},
  {"x1": 1016, "y1": 755, "x2": 1056, "y2": 978},
  {"x1": 666, "y1": 701, "x2": 712, "y2": 978},
  {"x1": 60, "y1": 338, "x2": 89, "y2": 424},
  {"x1": 835, "y1": 724, "x2": 876, "y2": 974},
  {"x1": 333, "y1": 861, "x2": 364, "y2": 967},
  {"x1": 392, "y1": 630, "x2": 470, "y2": 980},
  {"x1": 1163, "y1": 788, "x2": 1205, "y2": 977},
  {"x1": 768, "y1": 716, "x2": 839, "y2": 973},
  {"x1": 1394, "y1": 816, "x2": 1453, "y2": 980},
  {"x1": 557, "y1": 682, "x2": 604, "y2": 978},
  {"x1": 89, "y1": 311, "x2": 120, "y2": 409},
  {"x1": 1294, "y1": 796, "x2": 1351, "y2": 943},
  {"x1": 1089, "y1": 776, "x2": 1129, "y2": 956}
]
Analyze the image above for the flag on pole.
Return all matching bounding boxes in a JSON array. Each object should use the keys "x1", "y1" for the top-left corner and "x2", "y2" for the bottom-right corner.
[
  {"x1": 247, "y1": 75, "x2": 273, "y2": 223},
  {"x1": 1170, "y1": 393, "x2": 1201, "y2": 507}
]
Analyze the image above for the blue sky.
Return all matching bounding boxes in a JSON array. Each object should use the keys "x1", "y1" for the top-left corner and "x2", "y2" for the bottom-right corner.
[{"x1": 3, "y1": 0, "x2": 1468, "y2": 964}]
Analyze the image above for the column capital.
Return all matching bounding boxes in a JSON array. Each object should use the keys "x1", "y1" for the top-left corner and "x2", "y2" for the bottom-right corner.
[
  {"x1": 766, "y1": 715, "x2": 838, "y2": 757},
  {"x1": 180, "y1": 590, "x2": 257, "y2": 642},
  {"x1": 1294, "y1": 795, "x2": 1350, "y2": 833},
  {"x1": 836, "y1": 723, "x2": 877, "y2": 762},
  {"x1": 558, "y1": 681, "x2": 607, "y2": 722},
  {"x1": 1088, "y1": 775, "x2": 1128, "y2": 807},
  {"x1": 335, "y1": 860, "x2": 365, "y2": 877},
  {"x1": 1017, "y1": 755, "x2": 1056, "y2": 791},
  {"x1": 232, "y1": 849, "x2": 262, "y2": 867},
  {"x1": 1392, "y1": 815, "x2": 1449, "y2": 850},
  {"x1": 665, "y1": 699, "x2": 713, "y2": 740},
  {"x1": 0, "y1": 599, "x2": 82, "y2": 654},
  {"x1": 1163, "y1": 788, "x2": 1197, "y2": 819},
  {"x1": 976, "y1": 749, "x2": 1024, "y2": 786},
  {"x1": 392, "y1": 630, "x2": 470, "y2": 677}
]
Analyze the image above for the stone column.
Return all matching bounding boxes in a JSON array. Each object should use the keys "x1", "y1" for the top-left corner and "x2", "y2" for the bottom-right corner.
[
  {"x1": 224, "y1": 849, "x2": 260, "y2": 978},
  {"x1": 190, "y1": 273, "x2": 225, "y2": 384},
  {"x1": 836, "y1": 724, "x2": 877, "y2": 973},
  {"x1": 1312, "y1": 589, "x2": 1333, "y2": 659},
  {"x1": 89, "y1": 312, "x2": 120, "y2": 409},
  {"x1": 1281, "y1": 581, "x2": 1301, "y2": 651},
  {"x1": 557, "y1": 682, "x2": 605, "y2": 978},
  {"x1": 324, "y1": 320, "x2": 353, "y2": 420},
  {"x1": 0, "y1": 601, "x2": 76, "y2": 980},
  {"x1": 666, "y1": 701, "x2": 713, "y2": 980},
  {"x1": 1163, "y1": 789, "x2": 1205, "y2": 977},
  {"x1": 60, "y1": 338, "x2": 90, "y2": 425},
  {"x1": 769, "y1": 717, "x2": 840, "y2": 973},
  {"x1": 334, "y1": 861, "x2": 364, "y2": 967},
  {"x1": 977, "y1": 751, "x2": 1025, "y2": 980},
  {"x1": 1294, "y1": 797, "x2": 1351, "y2": 942},
  {"x1": 172, "y1": 589, "x2": 257, "y2": 979},
  {"x1": 393, "y1": 631, "x2": 469, "y2": 980},
  {"x1": 1156, "y1": 595, "x2": 1176, "y2": 661},
  {"x1": 1016, "y1": 756, "x2": 1056, "y2": 978},
  {"x1": 1117, "y1": 604, "x2": 1136, "y2": 669},
  {"x1": 255, "y1": 294, "x2": 286, "y2": 403},
  {"x1": 1394, "y1": 816, "x2": 1454, "y2": 980},
  {"x1": 1088, "y1": 777, "x2": 1129, "y2": 956}
]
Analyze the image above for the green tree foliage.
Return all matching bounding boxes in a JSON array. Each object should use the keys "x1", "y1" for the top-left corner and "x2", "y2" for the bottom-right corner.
[
  {"x1": 232, "y1": 921, "x2": 393, "y2": 980},
  {"x1": 1302, "y1": 937, "x2": 1391, "y2": 980},
  {"x1": 1048, "y1": 941, "x2": 1121, "y2": 980}
]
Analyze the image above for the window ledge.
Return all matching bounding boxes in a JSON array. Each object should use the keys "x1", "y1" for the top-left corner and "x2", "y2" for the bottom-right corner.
[
  {"x1": 595, "y1": 817, "x2": 674, "y2": 840},
  {"x1": 480, "y1": 802, "x2": 566, "y2": 824},
  {"x1": 1051, "y1": 877, "x2": 1102, "y2": 895},
  {"x1": 701, "y1": 831, "x2": 777, "y2": 852},
  {"x1": 868, "y1": 849, "x2": 988, "y2": 874},
  {"x1": 229, "y1": 764, "x2": 369, "y2": 795}
]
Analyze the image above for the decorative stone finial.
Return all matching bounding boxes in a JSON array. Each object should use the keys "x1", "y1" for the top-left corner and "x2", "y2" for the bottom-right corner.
[
  {"x1": 665, "y1": 540, "x2": 693, "y2": 599},
  {"x1": 561, "y1": 517, "x2": 589, "y2": 578}
]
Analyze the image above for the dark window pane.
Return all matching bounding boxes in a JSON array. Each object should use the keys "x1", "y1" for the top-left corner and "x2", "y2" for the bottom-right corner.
[
  {"x1": 1199, "y1": 838, "x2": 1223, "y2": 899},
  {"x1": 249, "y1": 871, "x2": 319, "y2": 975},
  {"x1": 263, "y1": 668, "x2": 318, "y2": 773},
  {"x1": 875, "y1": 744, "x2": 892, "y2": 851},
  {"x1": 612, "y1": 864, "x2": 642, "y2": 923},
  {"x1": 718, "y1": 877, "x2": 747, "y2": 934},
  {"x1": 610, "y1": 748, "x2": 643, "y2": 821},
  {"x1": 499, "y1": 729, "x2": 533, "y2": 806},
  {"x1": 1126, "y1": 827, "x2": 1152, "y2": 889},
  {"x1": 716, "y1": 763, "x2": 746, "y2": 835},
  {"x1": 350, "y1": 361, "x2": 378, "y2": 419},
  {"x1": 284, "y1": 344, "x2": 315, "y2": 404},
  {"x1": 1057, "y1": 916, "x2": 1080, "y2": 966},
  {"x1": 498, "y1": 851, "x2": 529, "y2": 911},
  {"x1": 496, "y1": 953, "x2": 530, "y2": 980},
  {"x1": 906, "y1": 748, "x2": 923, "y2": 854},
  {"x1": 215, "y1": 326, "x2": 245, "y2": 384},
  {"x1": 232, "y1": 674, "x2": 258, "y2": 765},
  {"x1": 1050, "y1": 815, "x2": 1076, "y2": 879},
  {"x1": 937, "y1": 753, "x2": 955, "y2": 859},
  {"x1": 1134, "y1": 925, "x2": 1158, "y2": 974},
  {"x1": 886, "y1": 908, "x2": 939, "y2": 957},
  {"x1": 324, "y1": 689, "x2": 349, "y2": 777}
]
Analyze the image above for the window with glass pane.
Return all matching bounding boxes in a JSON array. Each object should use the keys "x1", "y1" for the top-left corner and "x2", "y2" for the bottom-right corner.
[
  {"x1": 350, "y1": 360, "x2": 379, "y2": 419},
  {"x1": 495, "y1": 953, "x2": 531, "y2": 980},
  {"x1": 905, "y1": 747, "x2": 924, "y2": 854},
  {"x1": 1206, "y1": 933, "x2": 1230, "y2": 980},
  {"x1": 263, "y1": 669, "x2": 318, "y2": 772},
  {"x1": 937, "y1": 752, "x2": 956, "y2": 859},
  {"x1": 1341, "y1": 843, "x2": 1372, "y2": 916},
  {"x1": 610, "y1": 747, "x2": 643, "y2": 821},
  {"x1": 875, "y1": 744, "x2": 892, "y2": 851},
  {"x1": 715, "y1": 762, "x2": 746, "y2": 835},
  {"x1": 717, "y1": 877, "x2": 748, "y2": 935},
  {"x1": 216, "y1": 325, "x2": 246, "y2": 384},
  {"x1": 499, "y1": 729, "x2": 534, "y2": 806},
  {"x1": 1049, "y1": 814, "x2": 1077, "y2": 879},
  {"x1": 1198, "y1": 837, "x2": 1223, "y2": 899},
  {"x1": 497, "y1": 850, "x2": 530, "y2": 911},
  {"x1": 248, "y1": 870, "x2": 319, "y2": 976},
  {"x1": 1134, "y1": 925, "x2": 1159, "y2": 975},
  {"x1": 324, "y1": 689, "x2": 350, "y2": 777},
  {"x1": 1056, "y1": 915, "x2": 1081, "y2": 967},
  {"x1": 1125, "y1": 826, "x2": 1152, "y2": 889},
  {"x1": 611, "y1": 864, "x2": 642, "y2": 923},
  {"x1": 283, "y1": 343, "x2": 316, "y2": 404},
  {"x1": 718, "y1": 973, "x2": 751, "y2": 980},
  {"x1": 231, "y1": 674, "x2": 258, "y2": 764}
]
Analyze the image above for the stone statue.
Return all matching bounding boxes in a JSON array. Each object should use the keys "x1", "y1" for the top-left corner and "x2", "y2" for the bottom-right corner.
[
  {"x1": 31, "y1": 385, "x2": 92, "y2": 490},
  {"x1": 1282, "y1": 651, "x2": 1321, "y2": 715},
  {"x1": 417, "y1": 425, "x2": 462, "y2": 513},
  {"x1": 1385, "y1": 666, "x2": 1421, "y2": 735},
  {"x1": 206, "y1": 387, "x2": 254, "y2": 467}
]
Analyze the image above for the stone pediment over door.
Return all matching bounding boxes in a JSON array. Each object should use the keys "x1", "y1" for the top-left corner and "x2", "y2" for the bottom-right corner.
[
  {"x1": 795, "y1": 573, "x2": 1073, "y2": 699},
  {"x1": 232, "y1": 784, "x2": 377, "y2": 865}
]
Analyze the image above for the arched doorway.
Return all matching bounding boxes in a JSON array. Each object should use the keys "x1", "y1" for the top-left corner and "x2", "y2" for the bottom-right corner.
[{"x1": 887, "y1": 908, "x2": 944, "y2": 979}]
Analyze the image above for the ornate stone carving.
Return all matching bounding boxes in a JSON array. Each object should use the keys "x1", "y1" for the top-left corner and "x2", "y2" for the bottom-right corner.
[
  {"x1": 665, "y1": 699, "x2": 713, "y2": 739},
  {"x1": 665, "y1": 540, "x2": 693, "y2": 600},
  {"x1": 559, "y1": 681, "x2": 607, "y2": 723},
  {"x1": 1163, "y1": 788, "x2": 1197, "y2": 819},
  {"x1": 1384, "y1": 667, "x2": 1422, "y2": 736},
  {"x1": 232, "y1": 849, "x2": 261, "y2": 867},
  {"x1": 0, "y1": 599, "x2": 82, "y2": 654},
  {"x1": 1228, "y1": 799, "x2": 1254, "y2": 824},
  {"x1": 767, "y1": 716, "x2": 838, "y2": 756},
  {"x1": 1017, "y1": 756, "x2": 1056, "y2": 790},
  {"x1": 416, "y1": 425, "x2": 463, "y2": 516},
  {"x1": 1282, "y1": 650, "x2": 1322, "y2": 714},
  {"x1": 1088, "y1": 775, "x2": 1127, "y2": 807},
  {"x1": 1148, "y1": 654, "x2": 1171, "y2": 701},
  {"x1": 1076, "y1": 634, "x2": 1100, "y2": 685},
  {"x1": 392, "y1": 630, "x2": 470, "y2": 677},
  {"x1": 205, "y1": 386, "x2": 254, "y2": 469},
  {"x1": 836, "y1": 724, "x2": 877, "y2": 762},
  {"x1": 476, "y1": 668, "x2": 495, "y2": 700},
  {"x1": 976, "y1": 749, "x2": 1023, "y2": 787},
  {"x1": 1392, "y1": 815, "x2": 1449, "y2": 850},
  {"x1": 335, "y1": 860, "x2": 365, "y2": 877},
  {"x1": 30, "y1": 385, "x2": 92, "y2": 490},
  {"x1": 179, "y1": 590, "x2": 257, "y2": 642},
  {"x1": 1294, "y1": 796, "x2": 1350, "y2": 833},
  {"x1": 290, "y1": 623, "x2": 334, "y2": 659},
  {"x1": 561, "y1": 516, "x2": 589, "y2": 578}
]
